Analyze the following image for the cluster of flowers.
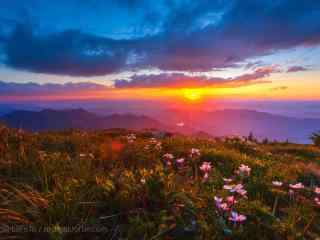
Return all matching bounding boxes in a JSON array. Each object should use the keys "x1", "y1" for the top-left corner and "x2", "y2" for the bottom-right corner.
[
  {"x1": 214, "y1": 164, "x2": 252, "y2": 225},
  {"x1": 272, "y1": 180, "x2": 320, "y2": 206},
  {"x1": 163, "y1": 148, "x2": 201, "y2": 167}
]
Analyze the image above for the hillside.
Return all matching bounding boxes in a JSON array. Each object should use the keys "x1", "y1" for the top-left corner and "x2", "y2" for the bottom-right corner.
[
  {"x1": 1, "y1": 125, "x2": 320, "y2": 239},
  {"x1": 0, "y1": 109, "x2": 169, "y2": 132}
]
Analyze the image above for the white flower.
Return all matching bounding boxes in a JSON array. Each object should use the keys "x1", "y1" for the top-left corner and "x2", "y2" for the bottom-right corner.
[
  {"x1": 223, "y1": 178, "x2": 233, "y2": 183},
  {"x1": 272, "y1": 181, "x2": 283, "y2": 187},
  {"x1": 289, "y1": 182, "x2": 304, "y2": 190},
  {"x1": 190, "y1": 148, "x2": 201, "y2": 158}
]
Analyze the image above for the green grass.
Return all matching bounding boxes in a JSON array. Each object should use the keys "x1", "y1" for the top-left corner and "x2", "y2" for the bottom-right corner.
[{"x1": 1, "y1": 125, "x2": 320, "y2": 239}]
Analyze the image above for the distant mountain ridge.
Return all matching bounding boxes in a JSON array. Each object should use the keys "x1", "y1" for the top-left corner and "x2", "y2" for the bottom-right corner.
[
  {"x1": 1, "y1": 108, "x2": 320, "y2": 143},
  {"x1": 156, "y1": 108, "x2": 320, "y2": 143},
  {"x1": 0, "y1": 108, "x2": 169, "y2": 132}
]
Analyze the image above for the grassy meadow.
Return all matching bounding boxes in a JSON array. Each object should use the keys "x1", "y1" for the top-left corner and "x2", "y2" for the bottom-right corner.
[{"x1": 1, "y1": 124, "x2": 320, "y2": 239}]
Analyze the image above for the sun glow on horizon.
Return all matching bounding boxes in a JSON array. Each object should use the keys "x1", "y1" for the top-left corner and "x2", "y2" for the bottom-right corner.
[{"x1": 183, "y1": 88, "x2": 203, "y2": 101}]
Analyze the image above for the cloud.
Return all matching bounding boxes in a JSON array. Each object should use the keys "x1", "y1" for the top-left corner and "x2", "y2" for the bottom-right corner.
[
  {"x1": 287, "y1": 66, "x2": 308, "y2": 73},
  {"x1": 0, "y1": 81, "x2": 109, "y2": 96},
  {"x1": 115, "y1": 67, "x2": 276, "y2": 88},
  {"x1": 270, "y1": 86, "x2": 288, "y2": 91},
  {"x1": 1, "y1": 1, "x2": 320, "y2": 76}
]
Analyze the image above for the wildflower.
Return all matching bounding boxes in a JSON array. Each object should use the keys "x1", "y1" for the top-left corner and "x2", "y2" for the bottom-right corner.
[
  {"x1": 163, "y1": 153, "x2": 174, "y2": 166},
  {"x1": 226, "y1": 196, "x2": 237, "y2": 205},
  {"x1": 214, "y1": 196, "x2": 223, "y2": 204},
  {"x1": 218, "y1": 202, "x2": 230, "y2": 211},
  {"x1": 229, "y1": 211, "x2": 247, "y2": 223},
  {"x1": 223, "y1": 178, "x2": 233, "y2": 183},
  {"x1": 127, "y1": 134, "x2": 136, "y2": 143},
  {"x1": 190, "y1": 148, "x2": 201, "y2": 158},
  {"x1": 315, "y1": 187, "x2": 320, "y2": 194},
  {"x1": 315, "y1": 197, "x2": 320, "y2": 206},
  {"x1": 163, "y1": 153, "x2": 174, "y2": 159},
  {"x1": 225, "y1": 184, "x2": 247, "y2": 197},
  {"x1": 200, "y1": 162, "x2": 212, "y2": 173},
  {"x1": 237, "y1": 164, "x2": 251, "y2": 176},
  {"x1": 214, "y1": 197, "x2": 229, "y2": 211},
  {"x1": 223, "y1": 184, "x2": 233, "y2": 190},
  {"x1": 176, "y1": 158, "x2": 185, "y2": 164},
  {"x1": 155, "y1": 142, "x2": 162, "y2": 150},
  {"x1": 289, "y1": 182, "x2": 304, "y2": 190},
  {"x1": 272, "y1": 181, "x2": 283, "y2": 187}
]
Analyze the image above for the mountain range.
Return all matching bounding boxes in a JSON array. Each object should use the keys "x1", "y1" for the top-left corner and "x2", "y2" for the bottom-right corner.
[
  {"x1": 1, "y1": 108, "x2": 319, "y2": 143},
  {"x1": 0, "y1": 109, "x2": 168, "y2": 132}
]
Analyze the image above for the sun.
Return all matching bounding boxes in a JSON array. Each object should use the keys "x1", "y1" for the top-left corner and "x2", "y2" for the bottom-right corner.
[{"x1": 183, "y1": 89, "x2": 203, "y2": 101}]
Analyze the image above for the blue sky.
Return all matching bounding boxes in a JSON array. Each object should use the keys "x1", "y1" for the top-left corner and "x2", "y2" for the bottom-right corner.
[{"x1": 0, "y1": 0, "x2": 319, "y2": 100}]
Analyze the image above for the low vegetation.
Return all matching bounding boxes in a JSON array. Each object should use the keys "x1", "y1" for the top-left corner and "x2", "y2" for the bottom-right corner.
[{"x1": 1, "y1": 124, "x2": 320, "y2": 239}]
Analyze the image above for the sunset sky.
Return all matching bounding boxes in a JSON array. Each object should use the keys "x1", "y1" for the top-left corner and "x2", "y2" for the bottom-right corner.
[{"x1": 0, "y1": 0, "x2": 320, "y2": 102}]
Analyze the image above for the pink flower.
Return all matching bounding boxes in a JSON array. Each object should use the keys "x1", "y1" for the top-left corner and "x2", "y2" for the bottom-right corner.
[
  {"x1": 315, "y1": 197, "x2": 320, "y2": 206},
  {"x1": 218, "y1": 202, "x2": 230, "y2": 211},
  {"x1": 289, "y1": 182, "x2": 304, "y2": 190},
  {"x1": 226, "y1": 196, "x2": 237, "y2": 205},
  {"x1": 224, "y1": 184, "x2": 247, "y2": 197},
  {"x1": 190, "y1": 148, "x2": 201, "y2": 158},
  {"x1": 214, "y1": 196, "x2": 229, "y2": 211},
  {"x1": 315, "y1": 187, "x2": 320, "y2": 194},
  {"x1": 272, "y1": 181, "x2": 283, "y2": 187},
  {"x1": 176, "y1": 158, "x2": 185, "y2": 164},
  {"x1": 238, "y1": 164, "x2": 251, "y2": 176},
  {"x1": 229, "y1": 211, "x2": 247, "y2": 223},
  {"x1": 199, "y1": 162, "x2": 212, "y2": 173}
]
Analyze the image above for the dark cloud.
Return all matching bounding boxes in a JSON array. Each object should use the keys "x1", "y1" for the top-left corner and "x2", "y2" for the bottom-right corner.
[
  {"x1": 287, "y1": 66, "x2": 308, "y2": 73},
  {"x1": 115, "y1": 66, "x2": 276, "y2": 88},
  {"x1": 1, "y1": 0, "x2": 320, "y2": 77},
  {"x1": 0, "y1": 81, "x2": 108, "y2": 96}
]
